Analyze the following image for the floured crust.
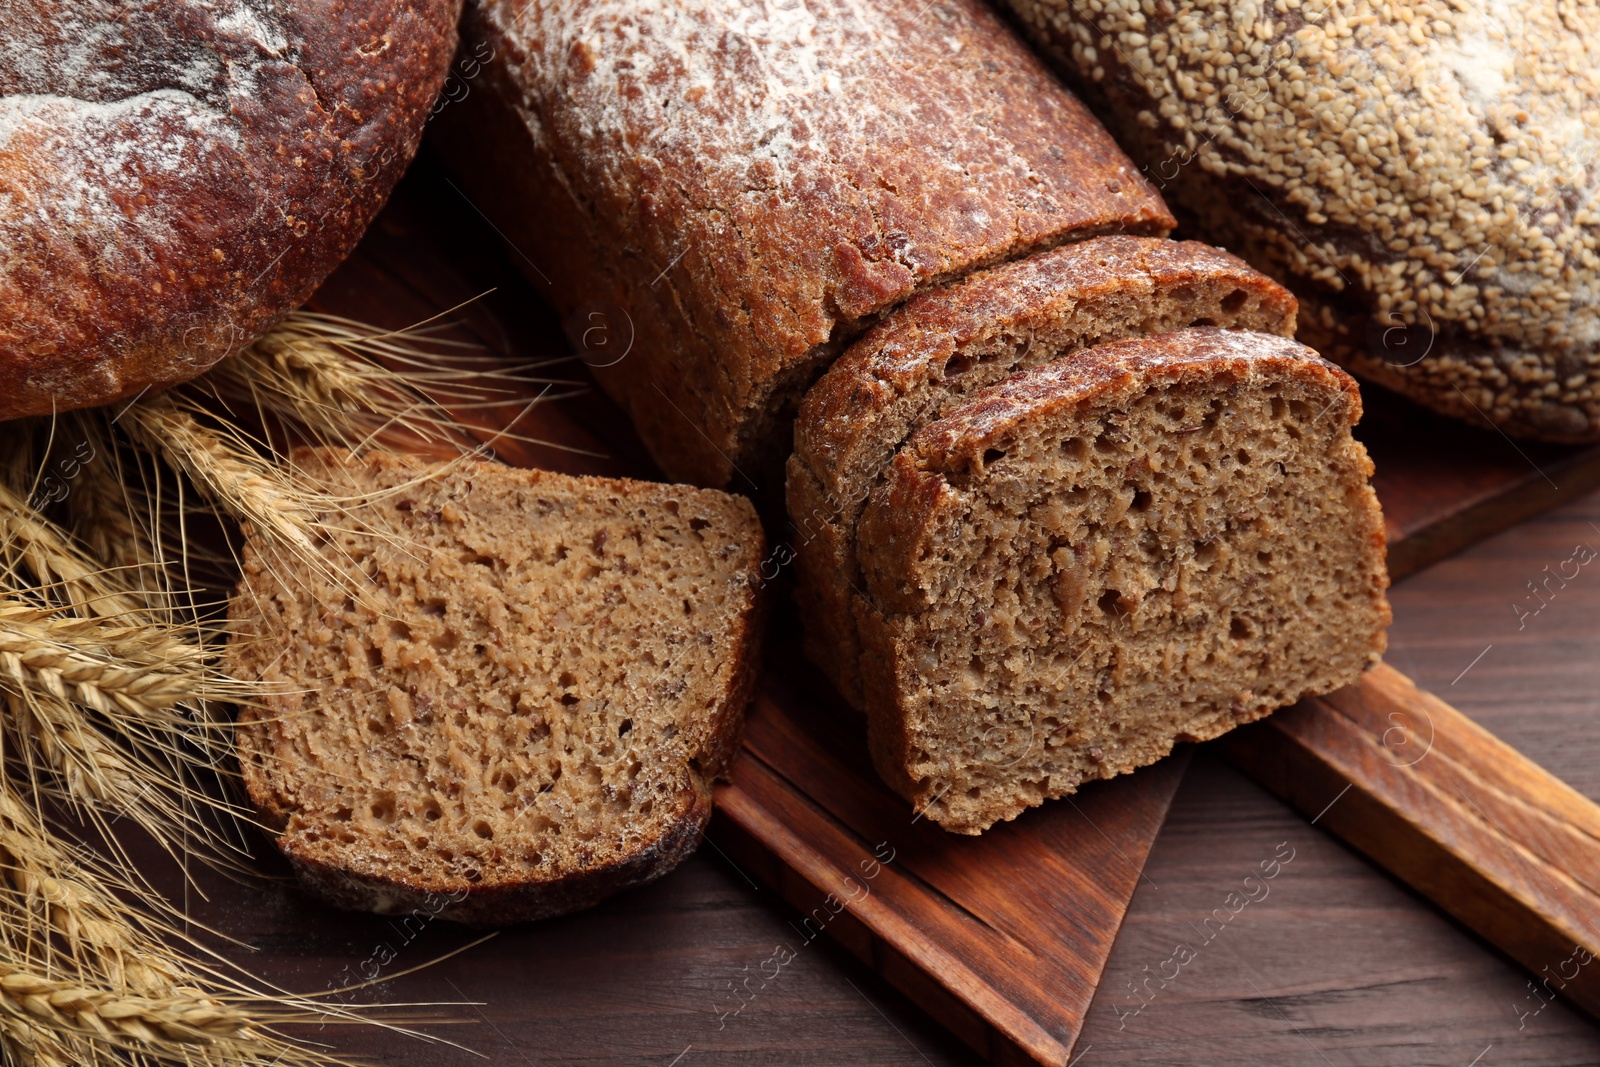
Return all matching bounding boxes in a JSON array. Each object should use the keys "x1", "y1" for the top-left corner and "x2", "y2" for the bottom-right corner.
[
  {"x1": 227, "y1": 450, "x2": 765, "y2": 925},
  {"x1": 0, "y1": 0, "x2": 460, "y2": 420},
  {"x1": 1004, "y1": 0, "x2": 1600, "y2": 441},
  {"x1": 788, "y1": 236, "x2": 1298, "y2": 705},
  {"x1": 437, "y1": 0, "x2": 1174, "y2": 488},
  {"x1": 852, "y1": 328, "x2": 1389, "y2": 831}
]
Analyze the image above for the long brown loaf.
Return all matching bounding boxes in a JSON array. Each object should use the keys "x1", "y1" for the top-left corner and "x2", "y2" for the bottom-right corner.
[
  {"x1": 443, "y1": 0, "x2": 1392, "y2": 836},
  {"x1": 437, "y1": 0, "x2": 1173, "y2": 489},
  {"x1": 0, "y1": 0, "x2": 461, "y2": 420}
]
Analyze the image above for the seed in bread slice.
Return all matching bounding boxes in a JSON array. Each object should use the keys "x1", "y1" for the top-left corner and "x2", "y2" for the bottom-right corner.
[
  {"x1": 225, "y1": 450, "x2": 764, "y2": 924},
  {"x1": 852, "y1": 328, "x2": 1390, "y2": 834},
  {"x1": 789, "y1": 236, "x2": 1299, "y2": 707}
]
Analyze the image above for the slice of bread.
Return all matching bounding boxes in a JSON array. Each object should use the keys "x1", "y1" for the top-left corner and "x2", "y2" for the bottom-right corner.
[
  {"x1": 852, "y1": 328, "x2": 1390, "y2": 833},
  {"x1": 225, "y1": 450, "x2": 764, "y2": 924},
  {"x1": 789, "y1": 236, "x2": 1298, "y2": 707}
]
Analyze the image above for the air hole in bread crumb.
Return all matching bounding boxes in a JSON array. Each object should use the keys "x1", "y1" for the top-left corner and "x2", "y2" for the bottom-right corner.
[
  {"x1": 1236, "y1": 449, "x2": 1252, "y2": 466},
  {"x1": 983, "y1": 448, "x2": 1006, "y2": 467},
  {"x1": 1257, "y1": 550, "x2": 1274, "y2": 565},
  {"x1": 371, "y1": 797, "x2": 396, "y2": 823},
  {"x1": 1131, "y1": 489, "x2": 1153, "y2": 512},
  {"x1": 560, "y1": 693, "x2": 579, "y2": 707},
  {"x1": 472, "y1": 820, "x2": 494, "y2": 840},
  {"x1": 1191, "y1": 317, "x2": 1217, "y2": 328},
  {"x1": 690, "y1": 517, "x2": 710, "y2": 536},
  {"x1": 558, "y1": 671, "x2": 576, "y2": 689},
  {"x1": 1195, "y1": 541, "x2": 1220, "y2": 565},
  {"x1": 1220, "y1": 289, "x2": 1249, "y2": 314},
  {"x1": 944, "y1": 354, "x2": 975, "y2": 378},
  {"x1": 1097, "y1": 589, "x2": 1125, "y2": 616},
  {"x1": 333, "y1": 806, "x2": 352, "y2": 822},
  {"x1": 1230, "y1": 616, "x2": 1254, "y2": 639},
  {"x1": 618, "y1": 719, "x2": 633, "y2": 737},
  {"x1": 423, "y1": 801, "x2": 442, "y2": 822}
]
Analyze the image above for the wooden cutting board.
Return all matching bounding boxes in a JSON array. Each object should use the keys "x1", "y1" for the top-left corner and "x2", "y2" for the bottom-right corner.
[{"x1": 306, "y1": 155, "x2": 1600, "y2": 1067}]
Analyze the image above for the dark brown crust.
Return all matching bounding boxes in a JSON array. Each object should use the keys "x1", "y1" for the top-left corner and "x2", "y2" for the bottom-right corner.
[
  {"x1": 435, "y1": 0, "x2": 1174, "y2": 489},
  {"x1": 788, "y1": 236, "x2": 1298, "y2": 705},
  {"x1": 226, "y1": 451, "x2": 766, "y2": 926},
  {"x1": 0, "y1": 0, "x2": 461, "y2": 420},
  {"x1": 280, "y1": 772, "x2": 714, "y2": 926},
  {"x1": 851, "y1": 328, "x2": 1387, "y2": 814}
]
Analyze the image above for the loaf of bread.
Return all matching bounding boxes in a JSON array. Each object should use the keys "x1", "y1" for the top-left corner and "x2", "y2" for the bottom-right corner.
[
  {"x1": 0, "y1": 0, "x2": 459, "y2": 421},
  {"x1": 1001, "y1": 0, "x2": 1600, "y2": 441},
  {"x1": 849, "y1": 328, "x2": 1391, "y2": 833},
  {"x1": 436, "y1": 0, "x2": 1173, "y2": 489},
  {"x1": 226, "y1": 451, "x2": 763, "y2": 924},
  {"x1": 789, "y1": 235, "x2": 1299, "y2": 707}
]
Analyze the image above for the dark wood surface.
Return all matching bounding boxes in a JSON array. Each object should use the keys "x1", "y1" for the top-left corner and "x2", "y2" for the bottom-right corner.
[
  {"x1": 1223, "y1": 664, "x2": 1600, "y2": 1019},
  {"x1": 195, "y1": 156, "x2": 1600, "y2": 1065}
]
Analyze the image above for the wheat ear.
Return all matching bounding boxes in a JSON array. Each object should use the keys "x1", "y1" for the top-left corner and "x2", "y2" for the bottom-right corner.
[{"x1": 122, "y1": 395, "x2": 328, "y2": 561}]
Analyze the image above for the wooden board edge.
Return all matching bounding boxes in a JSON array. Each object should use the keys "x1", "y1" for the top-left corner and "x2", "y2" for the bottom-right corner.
[
  {"x1": 1220, "y1": 665, "x2": 1600, "y2": 1019},
  {"x1": 1385, "y1": 447, "x2": 1600, "y2": 580}
]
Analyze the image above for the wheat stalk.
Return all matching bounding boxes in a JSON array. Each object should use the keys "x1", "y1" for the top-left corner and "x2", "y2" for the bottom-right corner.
[
  {"x1": 203, "y1": 311, "x2": 585, "y2": 459},
  {"x1": 121, "y1": 395, "x2": 328, "y2": 562}
]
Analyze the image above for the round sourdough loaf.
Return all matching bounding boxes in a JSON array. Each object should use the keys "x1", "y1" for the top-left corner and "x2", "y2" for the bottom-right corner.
[
  {"x1": 0, "y1": 0, "x2": 460, "y2": 421},
  {"x1": 1002, "y1": 0, "x2": 1600, "y2": 441}
]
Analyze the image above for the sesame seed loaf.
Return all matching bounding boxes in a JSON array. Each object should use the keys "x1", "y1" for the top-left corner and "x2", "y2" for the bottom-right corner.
[
  {"x1": 1001, "y1": 0, "x2": 1600, "y2": 441},
  {"x1": 788, "y1": 235, "x2": 1299, "y2": 707},
  {"x1": 225, "y1": 450, "x2": 764, "y2": 925},
  {"x1": 435, "y1": 0, "x2": 1174, "y2": 489},
  {"x1": 852, "y1": 328, "x2": 1390, "y2": 833}
]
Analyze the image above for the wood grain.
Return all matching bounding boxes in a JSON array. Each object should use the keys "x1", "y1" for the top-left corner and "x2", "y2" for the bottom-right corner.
[
  {"x1": 713, "y1": 661, "x2": 1188, "y2": 1067},
  {"x1": 1221, "y1": 664, "x2": 1600, "y2": 1019},
  {"x1": 1360, "y1": 388, "x2": 1600, "y2": 580}
]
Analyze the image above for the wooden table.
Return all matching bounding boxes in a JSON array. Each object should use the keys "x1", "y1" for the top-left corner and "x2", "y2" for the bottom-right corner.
[
  {"x1": 249, "y1": 480, "x2": 1592, "y2": 1067},
  {"x1": 189, "y1": 160, "x2": 1600, "y2": 1066}
]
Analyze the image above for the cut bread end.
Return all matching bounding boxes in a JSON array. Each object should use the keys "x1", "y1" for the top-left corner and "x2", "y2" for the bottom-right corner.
[
  {"x1": 853, "y1": 328, "x2": 1390, "y2": 834},
  {"x1": 789, "y1": 235, "x2": 1299, "y2": 708},
  {"x1": 226, "y1": 450, "x2": 764, "y2": 924}
]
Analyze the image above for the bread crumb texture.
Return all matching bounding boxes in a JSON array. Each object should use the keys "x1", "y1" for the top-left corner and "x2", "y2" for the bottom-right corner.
[
  {"x1": 1005, "y1": 0, "x2": 1600, "y2": 440},
  {"x1": 226, "y1": 451, "x2": 763, "y2": 924},
  {"x1": 789, "y1": 235, "x2": 1299, "y2": 707},
  {"x1": 852, "y1": 328, "x2": 1390, "y2": 833}
]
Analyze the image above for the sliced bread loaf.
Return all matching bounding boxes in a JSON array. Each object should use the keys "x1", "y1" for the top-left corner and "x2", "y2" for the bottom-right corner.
[
  {"x1": 789, "y1": 236, "x2": 1299, "y2": 707},
  {"x1": 225, "y1": 450, "x2": 764, "y2": 924},
  {"x1": 852, "y1": 328, "x2": 1390, "y2": 833}
]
